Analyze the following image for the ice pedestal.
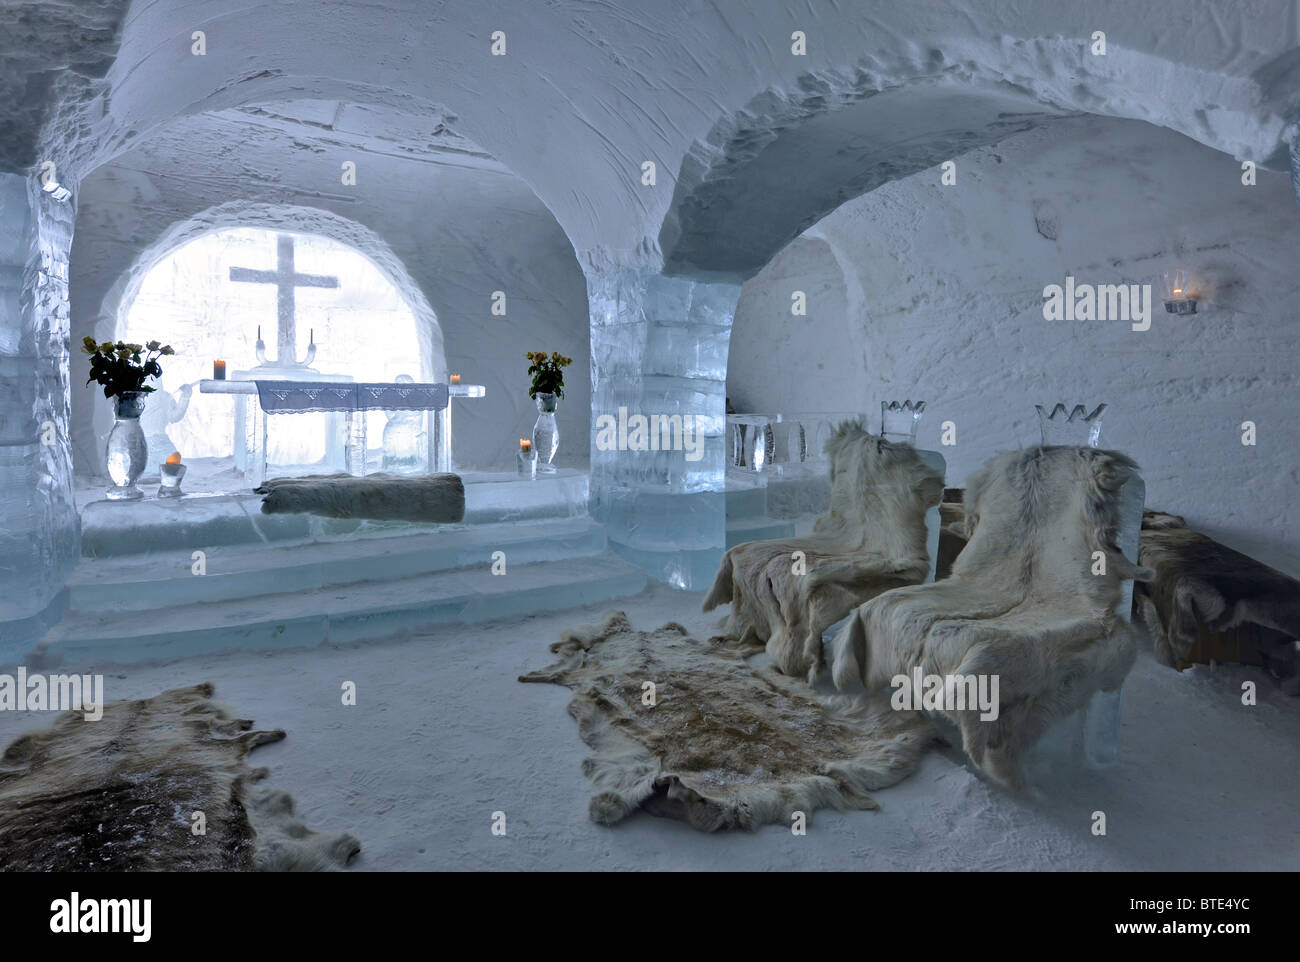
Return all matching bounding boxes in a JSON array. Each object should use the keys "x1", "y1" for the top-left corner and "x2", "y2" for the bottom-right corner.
[
  {"x1": 587, "y1": 270, "x2": 740, "y2": 588},
  {"x1": 0, "y1": 173, "x2": 80, "y2": 656},
  {"x1": 1027, "y1": 466, "x2": 1146, "y2": 778}
]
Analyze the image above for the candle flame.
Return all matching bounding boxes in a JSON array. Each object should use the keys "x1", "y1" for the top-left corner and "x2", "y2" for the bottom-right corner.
[
  {"x1": 450, "y1": 374, "x2": 461, "y2": 383},
  {"x1": 165, "y1": 452, "x2": 182, "y2": 464},
  {"x1": 520, "y1": 439, "x2": 531, "y2": 449}
]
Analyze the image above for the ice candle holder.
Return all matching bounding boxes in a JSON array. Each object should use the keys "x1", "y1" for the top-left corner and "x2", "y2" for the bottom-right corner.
[
  {"x1": 159, "y1": 452, "x2": 186, "y2": 497},
  {"x1": 1158, "y1": 270, "x2": 1198, "y2": 315},
  {"x1": 516, "y1": 438, "x2": 536, "y2": 479}
]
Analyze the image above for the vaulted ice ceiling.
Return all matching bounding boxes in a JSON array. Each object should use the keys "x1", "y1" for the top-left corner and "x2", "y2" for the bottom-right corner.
[{"x1": 6, "y1": 0, "x2": 1300, "y2": 276}]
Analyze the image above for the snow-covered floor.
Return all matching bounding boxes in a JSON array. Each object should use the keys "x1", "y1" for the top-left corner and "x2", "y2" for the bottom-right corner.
[{"x1": 3, "y1": 583, "x2": 1297, "y2": 871}]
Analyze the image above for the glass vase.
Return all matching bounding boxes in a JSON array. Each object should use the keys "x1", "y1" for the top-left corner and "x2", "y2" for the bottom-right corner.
[
  {"x1": 531, "y1": 392, "x2": 559, "y2": 473},
  {"x1": 105, "y1": 391, "x2": 149, "y2": 501}
]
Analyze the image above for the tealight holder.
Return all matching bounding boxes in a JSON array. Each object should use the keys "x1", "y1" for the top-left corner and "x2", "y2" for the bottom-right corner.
[
  {"x1": 159, "y1": 460, "x2": 187, "y2": 498},
  {"x1": 1157, "y1": 270, "x2": 1198, "y2": 315},
  {"x1": 516, "y1": 439, "x2": 536, "y2": 480}
]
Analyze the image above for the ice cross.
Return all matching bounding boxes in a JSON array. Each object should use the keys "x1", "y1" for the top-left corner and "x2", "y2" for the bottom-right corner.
[{"x1": 229, "y1": 233, "x2": 338, "y2": 366}]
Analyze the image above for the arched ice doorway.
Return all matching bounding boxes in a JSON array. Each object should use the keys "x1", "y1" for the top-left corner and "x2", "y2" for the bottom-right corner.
[{"x1": 78, "y1": 205, "x2": 444, "y2": 486}]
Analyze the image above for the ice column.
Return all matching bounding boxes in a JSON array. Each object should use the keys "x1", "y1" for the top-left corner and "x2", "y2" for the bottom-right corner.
[
  {"x1": 587, "y1": 269, "x2": 741, "y2": 588},
  {"x1": 0, "y1": 173, "x2": 80, "y2": 655}
]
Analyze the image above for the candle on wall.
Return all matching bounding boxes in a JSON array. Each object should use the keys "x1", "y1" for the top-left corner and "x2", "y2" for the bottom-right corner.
[
  {"x1": 450, "y1": 374, "x2": 461, "y2": 384},
  {"x1": 213, "y1": 359, "x2": 227, "y2": 380}
]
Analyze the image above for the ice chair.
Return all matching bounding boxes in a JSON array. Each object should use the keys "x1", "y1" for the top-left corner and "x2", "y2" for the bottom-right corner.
[
  {"x1": 828, "y1": 435, "x2": 1153, "y2": 790},
  {"x1": 704, "y1": 404, "x2": 945, "y2": 683}
]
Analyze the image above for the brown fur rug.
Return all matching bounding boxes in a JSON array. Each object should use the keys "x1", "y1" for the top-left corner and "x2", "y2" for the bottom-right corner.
[
  {"x1": 0, "y1": 684, "x2": 360, "y2": 871},
  {"x1": 1135, "y1": 511, "x2": 1300, "y2": 680},
  {"x1": 520, "y1": 611, "x2": 936, "y2": 832},
  {"x1": 255, "y1": 472, "x2": 465, "y2": 523}
]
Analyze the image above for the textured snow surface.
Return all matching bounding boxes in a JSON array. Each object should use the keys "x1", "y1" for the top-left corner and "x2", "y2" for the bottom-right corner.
[
  {"x1": 5, "y1": 0, "x2": 1299, "y2": 269},
  {"x1": 0, "y1": 583, "x2": 1295, "y2": 871},
  {"x1": 730, "y1": 115, "x2": 1300, "y2": 577}
]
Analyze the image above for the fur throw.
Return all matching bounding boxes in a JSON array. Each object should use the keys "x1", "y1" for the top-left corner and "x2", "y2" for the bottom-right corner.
[
  {"x1": 256, "y1": 472, "x2": 465, "y2": 523},
  {"x1": 1134, "y1": 510, "x2": 1300, "y2": 674},
  {"x1": 520, "y1": 612, "x2": 935, "y2": 832},
  {"x1": 703, "y1": 420, "x2": 944, "y2": 682},
  {"x1": 828, "y1": 446, "x2": 1153, "y2": 790},
  {"x1": 0, "y1": 683, "x2": 360, "y2": 871}
]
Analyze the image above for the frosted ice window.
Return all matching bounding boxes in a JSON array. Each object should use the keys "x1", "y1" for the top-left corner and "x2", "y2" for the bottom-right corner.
[{"x1": 119, "y1": 228, "x2": 429, "y2": 465}]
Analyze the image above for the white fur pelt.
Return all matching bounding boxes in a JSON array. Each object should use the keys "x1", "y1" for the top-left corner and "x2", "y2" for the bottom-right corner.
[
  {"x1": 520, "y1": 612, "x2": 935, "y2": 832},
  {"x1": 256, "y1": 472, "x2": 465, "y2": 523},
  {"x1": 827, "y1": 446, "x2": 1154, "y2": 790},
  {"x1": 703, "y1": 420, "x2": 944, "y2": 682}
]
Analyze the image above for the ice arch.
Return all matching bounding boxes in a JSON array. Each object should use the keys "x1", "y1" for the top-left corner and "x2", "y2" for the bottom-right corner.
[
  {"x1": 76, "y1": 203, "x2": 443, "y2": 476},
  {"x1": 658, "y1": 30, "x2": 1299, "y2": 278}
]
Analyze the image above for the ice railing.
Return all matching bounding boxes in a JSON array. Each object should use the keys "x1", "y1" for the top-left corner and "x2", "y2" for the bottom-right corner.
[{"x1": 726, "y1": 412, "x2": 869, "y2": 477}]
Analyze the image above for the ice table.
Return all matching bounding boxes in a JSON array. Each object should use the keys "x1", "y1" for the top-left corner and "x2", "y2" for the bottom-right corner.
[{"x1": 199, "y1": 379, "x2": 485, "y2": 485}]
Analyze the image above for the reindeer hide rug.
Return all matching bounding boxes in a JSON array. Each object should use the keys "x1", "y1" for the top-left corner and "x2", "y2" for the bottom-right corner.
[
  {"x1": 520, "y1": 611, "x2": 936, "y2": 832},
  {"x1": 0, "y1": 683, "x2": 360, "y2": 871}
]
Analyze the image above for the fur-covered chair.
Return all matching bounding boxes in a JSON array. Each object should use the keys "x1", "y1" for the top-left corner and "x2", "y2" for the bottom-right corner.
[
  {"x1": 703, "y1": 420, "x2": 945, "y2": 682},
  {"x1": 827, "y1": 446, "x2": 1154, "y2": 789},
  {"x1": 1135, "y1": 510, "x2": 1300, "y2": 686}
]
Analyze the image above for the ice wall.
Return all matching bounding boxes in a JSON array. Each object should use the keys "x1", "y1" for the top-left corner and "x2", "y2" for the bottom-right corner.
[
  {"x1": 0, "y1": 172, "x2": 79, "y2": 652},
  {"x1": 729, "y1": 115, "x2": 1300, "y2": 577},
  {"x1": 588, "y1": 270, "x2": 740, "y2": 588}
]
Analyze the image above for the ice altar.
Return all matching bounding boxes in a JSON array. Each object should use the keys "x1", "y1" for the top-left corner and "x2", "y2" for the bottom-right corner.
[
  {"x1": 189, "y1": 232, "x2": 485, "y2": 483},
  {"x1": 200, "y1": 376, "x2": 483, "y2": 484}
]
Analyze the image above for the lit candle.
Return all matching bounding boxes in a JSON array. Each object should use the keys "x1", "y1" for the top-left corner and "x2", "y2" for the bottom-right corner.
[
  {"x1": 159, "y1": 452, "x2": 186, "y2": 497},
  {"x1": 213, "y1": 359, "x2": 227, "y2": 380},
  {"x1": 517, "y1": 438, "x2": 535, "y2": 479},
  {"x1": 450, "y1": 374, "x2": 461, "y2": 384}
]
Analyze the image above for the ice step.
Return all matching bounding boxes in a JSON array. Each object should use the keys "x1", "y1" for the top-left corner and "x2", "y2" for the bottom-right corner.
[
  {"x1": 725, "y1": 516, "x2": 797, "y2": 549},
  {"x1": 32, "y1": 552, "x2": 648, "y2": 666},
  {"x1": 65, "y1": 517, "x2": 608, "y2": 613},
  {"x1": 78, "y1": 469, "x2": 590, "y2": 558}
]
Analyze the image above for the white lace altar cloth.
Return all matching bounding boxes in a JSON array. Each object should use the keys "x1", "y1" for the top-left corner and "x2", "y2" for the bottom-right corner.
[{"x1": 254, "y1": 380, "x2": 450, "y2": 414}]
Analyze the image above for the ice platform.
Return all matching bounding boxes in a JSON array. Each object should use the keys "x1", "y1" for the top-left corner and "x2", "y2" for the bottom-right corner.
[
  {"x1": 33, "y1": 517, "x2": 644, "y2": 665},
  {"x1": 19, "y1": 469, "x2": 653, "y2": 665},
  {"x1": 77, "y1": 468, "x2": 590, "y2": 557}
]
